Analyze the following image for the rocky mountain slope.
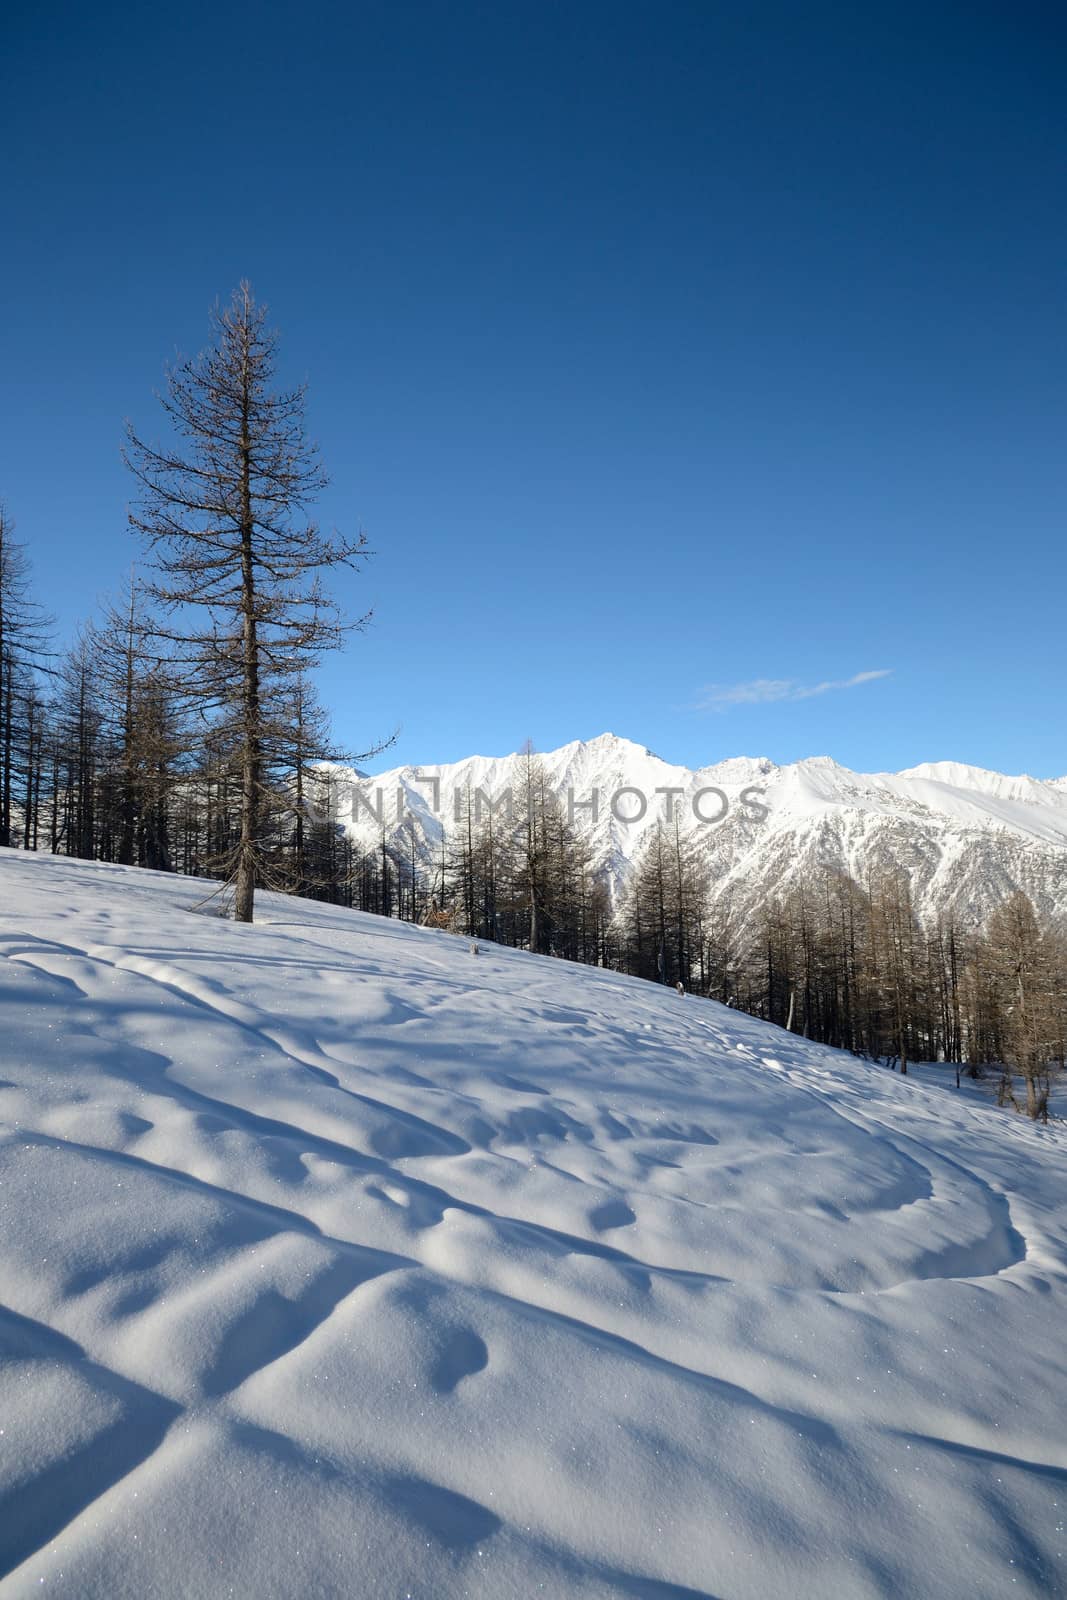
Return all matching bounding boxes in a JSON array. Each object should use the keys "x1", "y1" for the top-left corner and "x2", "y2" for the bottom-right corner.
[{"x1": 333, "y1": 734, "x2": 1067, "y2": 928}]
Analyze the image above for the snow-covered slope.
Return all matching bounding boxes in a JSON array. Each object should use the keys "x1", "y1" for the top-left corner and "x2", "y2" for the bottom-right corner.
[
  {"x1": 1, "y1": 854, "x2": 1066, "y2": 1598},
  {"x1": 336, "y1": 734, "x2": 1067, "y2": 926}
]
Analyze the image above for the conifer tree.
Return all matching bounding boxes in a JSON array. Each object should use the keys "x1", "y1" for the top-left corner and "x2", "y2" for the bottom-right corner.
[
  {"x1": 125, "y1": 284, "x2": 367, "y2": 920},
  {"x1": 0, "y1": 503, "x2": 53, "y2": 847}
]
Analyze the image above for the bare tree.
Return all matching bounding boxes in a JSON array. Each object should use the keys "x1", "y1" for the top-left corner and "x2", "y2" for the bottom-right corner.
[
  {"x1": 87, "y1": 569, "x2": 186, "y2": 867},
  {"x1": 0, "y1": 503, "x2": 53, "y2": 847},
  {"x1": 983, "y1": 892, "x2": 1057, "y2": 1120},
  {"x1": 124, "y1": 283, "x2": 368, "y2": 920}
]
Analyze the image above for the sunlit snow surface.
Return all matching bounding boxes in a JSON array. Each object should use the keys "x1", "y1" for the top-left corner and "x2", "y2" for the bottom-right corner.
[{"x1": 1, "y1": 853, "x2": 1065, "y2": 1599}]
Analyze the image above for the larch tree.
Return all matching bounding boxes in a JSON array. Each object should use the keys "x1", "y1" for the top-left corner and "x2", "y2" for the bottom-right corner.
[
  {"x1": 983, "y1": 891, "x2": 1056, "y2": 1120},
  {"x1": 124, "y1": 283, "x2": 367, "y2": 921},
  {"x1": 88, "y1": 569, "x2": 176, "y2": 867},
  {"x1": 0, "y1": 503, "x2": 53, "y2": 848}
]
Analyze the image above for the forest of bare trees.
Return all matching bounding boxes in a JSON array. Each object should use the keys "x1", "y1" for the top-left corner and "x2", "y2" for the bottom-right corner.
[
  {"x1": 0, "y1": 285, "x2": 382, "y2": 922},
  {"x1": 1, "y1": 289, "x2": 1063, "y2": 1117},
  {"x1": 432, "y1": 785, "x2": 1066, "y2": 1119}
]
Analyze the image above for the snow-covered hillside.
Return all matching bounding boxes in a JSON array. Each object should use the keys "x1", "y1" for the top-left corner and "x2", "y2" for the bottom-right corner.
[
  {"x1": 1, "y1": 854, "x2": 1066, "y2": 1598},
  {"x1": 335, "y1": 734, "x2": 1067, "y2": 926}
]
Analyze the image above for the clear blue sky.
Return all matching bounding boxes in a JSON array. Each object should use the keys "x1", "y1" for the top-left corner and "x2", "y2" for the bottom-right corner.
[{"x1": 2, "y1": 1, "x2": 1064, "y2": 776}]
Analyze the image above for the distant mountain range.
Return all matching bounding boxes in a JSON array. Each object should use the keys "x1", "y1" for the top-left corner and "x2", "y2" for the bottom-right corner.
[{"x1": 331, "y1": 733, "x2": 1067, "y2": 930}]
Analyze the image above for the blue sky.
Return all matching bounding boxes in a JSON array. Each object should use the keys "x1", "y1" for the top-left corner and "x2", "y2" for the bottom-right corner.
[{"x1": 2, "y1": 1, "x2": 1064, "y2": 776}]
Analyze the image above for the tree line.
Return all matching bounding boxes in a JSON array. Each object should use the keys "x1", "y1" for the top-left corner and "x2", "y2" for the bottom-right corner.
[{"x1": 409, "y1": 764, "x2": 1067, "y2": 1121}]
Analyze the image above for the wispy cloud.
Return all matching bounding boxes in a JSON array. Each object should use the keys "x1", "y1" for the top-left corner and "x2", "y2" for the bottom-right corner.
[{"x1": 696, "y1": 668, "x2": 892, "y2": 713}]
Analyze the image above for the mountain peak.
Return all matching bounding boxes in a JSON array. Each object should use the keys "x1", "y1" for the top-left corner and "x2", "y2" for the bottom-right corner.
[{"x1": 343, "y1": 735, "x2": 1067, "y2": 931}]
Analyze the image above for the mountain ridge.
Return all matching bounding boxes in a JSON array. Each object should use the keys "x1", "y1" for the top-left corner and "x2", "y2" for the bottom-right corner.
[{"x1": 330, "y1": 734, "x2": 1067, "y2": 929}]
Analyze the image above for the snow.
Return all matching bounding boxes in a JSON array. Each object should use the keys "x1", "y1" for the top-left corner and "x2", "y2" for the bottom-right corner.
[
  {"x1": 334, "y1": 734, "x2": 1067, "y2": 927},
  {"x1": 905, "y1": 1061, "x2": 1066, "y2": 1119},
  {"x1": 348, "y1": 735, "x2": 1067, "y2": 850},
  {"x1": 1, "y1": 852, "x2": 1066, "y2": 1599}
]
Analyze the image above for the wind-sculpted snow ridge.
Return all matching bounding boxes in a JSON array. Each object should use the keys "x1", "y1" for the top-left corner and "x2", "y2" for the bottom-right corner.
[
  {"x1": 333, "y1": 733, "x2": 1067, "y2": 926},
  {"x1": 1, "y1": 854, "x2": 1066, "y2": 1599}
]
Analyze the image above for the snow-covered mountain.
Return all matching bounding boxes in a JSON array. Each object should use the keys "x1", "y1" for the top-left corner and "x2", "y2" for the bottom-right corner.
[
  {"x1": 332, "y1": 733, "x2": 1067, "y2": 928},
  {"x1": 1, "y1": 852, "x2": 1065, "y2": 1596}
]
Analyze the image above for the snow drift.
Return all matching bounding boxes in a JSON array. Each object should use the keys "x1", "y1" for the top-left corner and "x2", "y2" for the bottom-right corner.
[{"x1": 0, "y1": 853, "x2": 1065, "y2": 1598}]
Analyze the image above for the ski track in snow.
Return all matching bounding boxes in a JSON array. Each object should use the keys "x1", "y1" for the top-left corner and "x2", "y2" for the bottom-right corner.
[{"x1": 0, "y1": 854, "x2": 1066, "y2": 1598}]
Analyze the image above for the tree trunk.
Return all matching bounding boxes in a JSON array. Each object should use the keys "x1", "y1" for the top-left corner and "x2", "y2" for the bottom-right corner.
[
  {"x1": 0, "y1": 657, "x2": 11, "y2": 848},
  {"x1": 234, "y1": 366, "x2": 259, "y2": 924}
]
